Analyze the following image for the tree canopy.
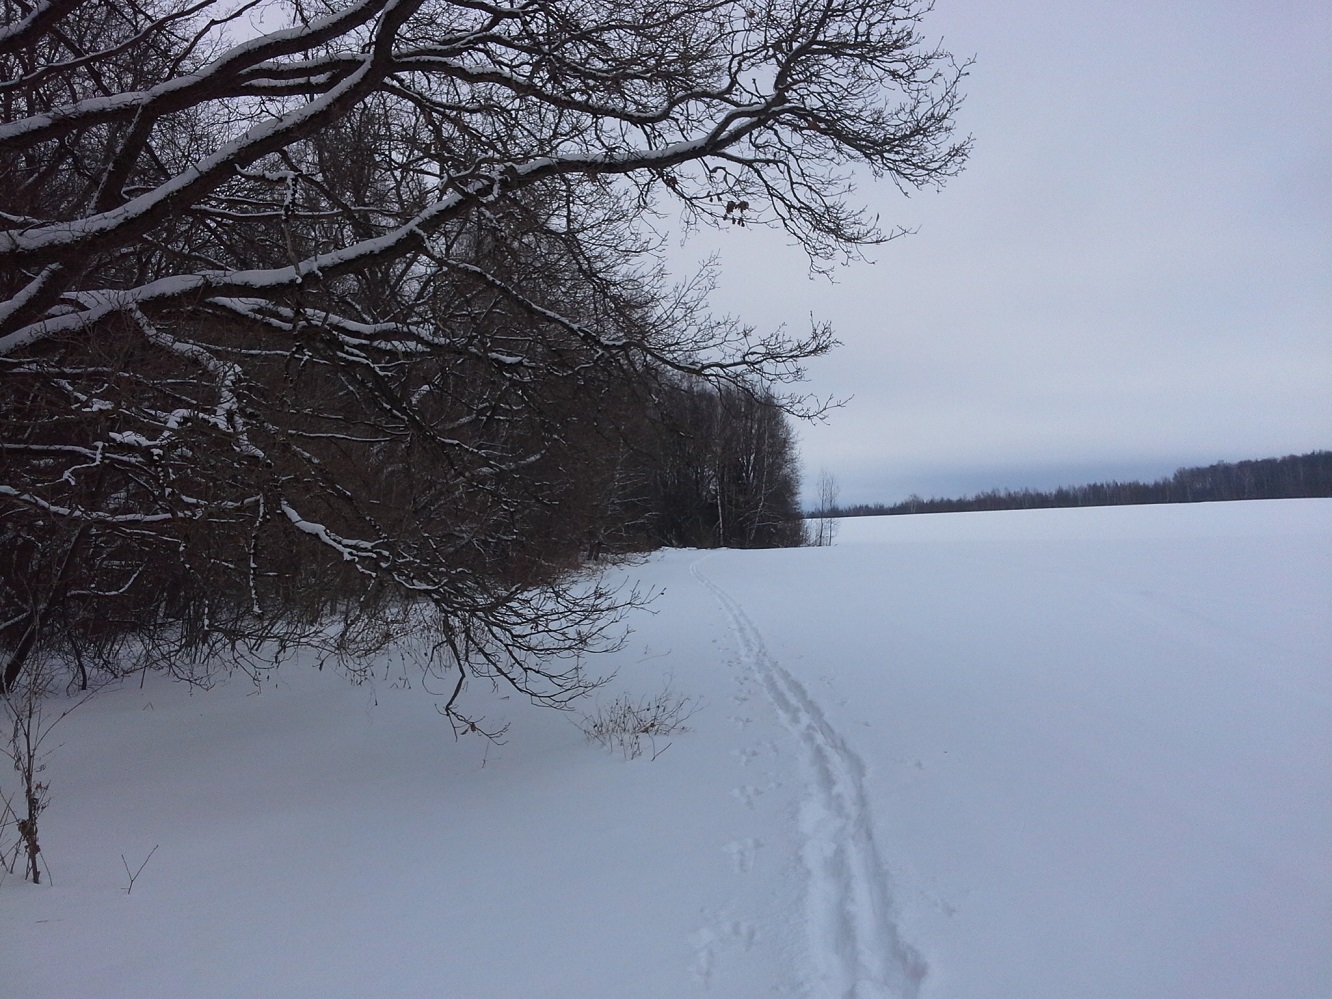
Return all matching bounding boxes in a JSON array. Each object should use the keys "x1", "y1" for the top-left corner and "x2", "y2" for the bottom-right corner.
[{"x1": 0, "y1": 0, "x2": 968, "y2": 725}]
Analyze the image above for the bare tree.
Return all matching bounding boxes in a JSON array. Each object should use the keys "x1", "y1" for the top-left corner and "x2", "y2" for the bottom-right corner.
[
  {"x1": 812, "y1": 469, "x2": 839, "y2": 546},
  {"x1": 634, "y1": 376, "x2": 803, "y2": 549},
  {"x1": 0, "y1": 0, "x2": 968, "y2": 722}
]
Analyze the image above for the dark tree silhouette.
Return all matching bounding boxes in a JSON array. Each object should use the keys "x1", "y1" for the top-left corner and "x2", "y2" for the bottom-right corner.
[{"x1": 0, "y1": 0, "x2": 968, "y2": 725}]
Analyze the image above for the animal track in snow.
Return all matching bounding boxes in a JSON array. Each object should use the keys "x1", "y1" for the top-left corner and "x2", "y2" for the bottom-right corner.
[
  {"x1": 731, "y1": 784, "x2": 770, "y2": 809},
  {"x1": 725, "y1": 837, "x2": 763, "y2": 874},
  {"x1": 693, "y1": 555, "x2": 927, "y2": 999},
  {"x1": 733, "y1": 745, "x2": 762, "y2": 767},
  {"x1": 690, "y1": 917, "x2": 758, "y2": 987}
]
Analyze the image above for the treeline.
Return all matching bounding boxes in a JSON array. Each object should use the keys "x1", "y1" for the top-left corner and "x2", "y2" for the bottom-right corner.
[
  {"x1": 643, "y1": 383, "x2": 806, "y2": 550},
  {"x1": 0, "y1": 213, "x2": 808, "y2": 704},
  {"x1": 832, "y1": 451, "x2": 1332, "y2": 518}
]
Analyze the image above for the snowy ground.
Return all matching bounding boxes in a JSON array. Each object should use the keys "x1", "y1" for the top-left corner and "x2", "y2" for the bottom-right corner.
[{"x1": 4, "y1": 499, "x2": 1330, "y2": 998}]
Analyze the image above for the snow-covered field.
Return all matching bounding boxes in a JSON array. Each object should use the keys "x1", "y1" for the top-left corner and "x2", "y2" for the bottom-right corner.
[{"x1": 4, "y1": 499, "x2": 1330, "y2": 998}]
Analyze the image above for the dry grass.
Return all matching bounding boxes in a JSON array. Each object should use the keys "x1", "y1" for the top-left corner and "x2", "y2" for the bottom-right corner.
[{"x1": 581, "y1": 688, "x2": 697, "y2": 760}]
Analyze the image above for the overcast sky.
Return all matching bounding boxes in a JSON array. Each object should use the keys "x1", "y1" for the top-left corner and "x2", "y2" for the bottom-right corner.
[{"x1": 670, "y1": 0, "x2": 1331, "y2": 506}]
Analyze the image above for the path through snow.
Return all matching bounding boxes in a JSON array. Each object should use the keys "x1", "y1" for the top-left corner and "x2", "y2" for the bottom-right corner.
[{"x1": 693, "y1": 555, "x2": 926, "y2": 999}]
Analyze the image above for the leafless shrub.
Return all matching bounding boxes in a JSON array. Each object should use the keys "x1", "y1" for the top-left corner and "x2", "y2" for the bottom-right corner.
[
  {"x1": 582, "y1": 688, "x2": 698, "y2": 761},
  {"x1": 1, "y1": 660, "x2": 89, "y2": 884}
]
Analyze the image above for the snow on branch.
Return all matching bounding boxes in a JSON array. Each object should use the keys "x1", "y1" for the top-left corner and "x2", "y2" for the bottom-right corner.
[{"x1": 0, "y1": 0, "x2": 966, "y2": 718}]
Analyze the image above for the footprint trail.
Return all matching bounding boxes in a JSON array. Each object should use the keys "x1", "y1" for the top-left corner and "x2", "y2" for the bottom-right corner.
[{"x1": 693, "y1": 556, "x2": 926, "y2": 999}]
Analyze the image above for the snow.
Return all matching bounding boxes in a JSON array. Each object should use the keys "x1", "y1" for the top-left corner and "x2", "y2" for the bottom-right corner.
[{"x1": 4, "y1": 498, "x2": 1329, "y2": 998}]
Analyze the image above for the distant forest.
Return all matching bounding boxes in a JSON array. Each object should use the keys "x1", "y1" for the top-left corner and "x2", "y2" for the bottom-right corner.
[{"x1": 831, "y1": 450, "x2": 1332, "y2": 518}]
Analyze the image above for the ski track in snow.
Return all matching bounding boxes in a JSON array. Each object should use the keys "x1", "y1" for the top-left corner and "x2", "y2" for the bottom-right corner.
[{"x1": 692, "y1": 556, "x2": 927, "y2": 999}]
